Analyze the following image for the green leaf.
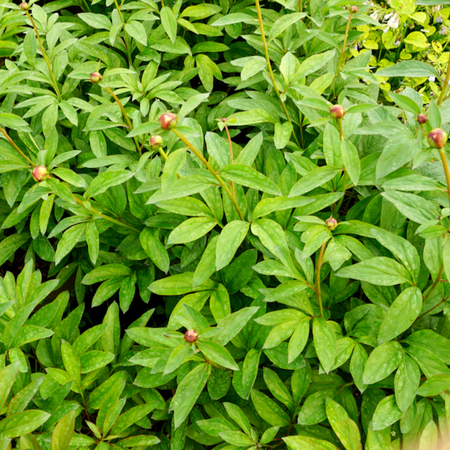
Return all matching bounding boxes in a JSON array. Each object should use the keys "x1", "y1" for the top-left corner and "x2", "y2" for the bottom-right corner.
[
  {"x1": 289, "y1": 166, "x2": 340, "y2": 197},
  {"x1": 227, "y1": 109, "x2": 277, "y2": 126},
  {"x1": 140, "y1": 227, "x2": 170, "y2": 273},
  {"x1": 394, "y1": 354, "x2": 420, "y2": 412},
  {"x1": 325, "y1": 398, "x2": 361, "y2": 450},
  {"x1": 389, "y1": 92, "x2": 421, "y2": 115},
  {"x1": 377, "y1": 287, "x2": 422, "y2": 344},
  {"x1": 221, "y1": 164, "x2": 282, "y2": 196},
  {"x1": 168, "y1": 217, "x2": 217, "y2": 245},
  {"x1": 313, "y1": 318, "x2": 336, "y2": 374},
  {"x1": 197, "y1": 341, "x2": 238, "y2": 370},
  {"x1": 336, "y1": 257, "x2": 412, "y2": 286},
  {"x1": 363, "y1": 341, "x2": 402, "y2": 385},
  {"x1": 218, "y1": 431, "x2": 253, "y2": 447},
  {"x1": 416, "y1": 374, "x2": 450, "y2": 397},
  {"x1": 0, "y1": 363, "x2": 20, "y2": 412},
  {"x1": 340, "y1": 139, "x2": 360, "y2": 186},
  {"x1": 52, "y1": 411, "x2": 76, "y2": 450},
  {"x1": 162, "y1": 149, "x2": 185, "y2": 196},
  {"x1": 251, "y1": 389, "x2": 290, "y2": 427},
  {"x1": 170, "y1": 363, "x2": 211, "y2": 429},
  {"x1": 269, "y1": 12, "x2": 306, "y2": 42},
  {"x1": 80, "y1": 350, "x2": 114, "y2": 373},
  {"x1": 125, "y1": 21, "x2": 147, "y2": 45},
  {"x1": 79, "y1": 12, "x2": 111, "y2": 29},
  {"x1": 61, "y1": 340, "x2": 81, "y2": 386},
  {"x1": 216, "y1": 221, "x2": 249, "y2": 270},
  {"x1": 160, "y1": 6, "x2": 177, "y2": 43},
  {"x1": 55, "y1": 224, "x2": 86, "y2": 265},
  {"x1": 372, "y1": 395, "x2": 403, "y2": 430},
  {"x1": 376, "y1": 61, "x2": 440, "y2": 78},
  {"x1": 284, "y1": 435, "x2": 340, "y2": 450},
  {"x1": 382, "y1": 191, "x2": 439, "y2": 224},
  {"x1": 86, "y1": 170, "x2": 134, "y2": 199},
  {"x1": 0, "y1": 410, "x2": 51, "y2": 438},
  {"x1": 82, "y1": 264, "x2": 133, "y2": 285}
]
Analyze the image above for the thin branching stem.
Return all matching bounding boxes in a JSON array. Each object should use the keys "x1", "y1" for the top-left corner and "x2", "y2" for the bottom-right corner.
[
  {"x1": 224, "y1": 121, "x2": 235, "y2": 197},
  {"x1": 330, "y1": 11, "x2": 354, "y2": 93},
  {"x1": 25, "y1": 11, "x2": 62, "y2": 101},
  {"x1": 104, "y1": 85, "x2": 141, "y2": 155},
  {"x1": 254, "y1": 0, "x2": 301, "y2": 148},
  {"x1": 172, "y1": 128, "x2": 245, "y2": 221},
  {"x1": 0, "y1": 127, "x2": 34, "y2": 166},
  {"x1": 438, "y1": 51, "x2": 450, "y2": 106},
  {"x1": 316, "y1": 241, "x2": 327, "y2": 318}
]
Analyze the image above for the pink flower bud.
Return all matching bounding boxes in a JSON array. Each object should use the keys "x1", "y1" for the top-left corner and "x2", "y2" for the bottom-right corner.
[
  {"x1": 428, "y1": 128, "x2": 448, "y2": 149},
  {"x1": 150, "y1": 135, "x2": 163, "y2": 150},
  {"x1": 326, "y1": 217, "x2": 338, "y2": 231},
  {"x1": 90, "y1": 72, "x2": 102, "y2": 83},
  {"x1": 417, "y1": 114, "x2": 427, "y2": 124},
  {"x1": 184, "y1": 330, "x2": 198, "y2": 343},
  {"x1": 159, "y1": 113, "x2": 178, "y2": 130},
  {"x1": 330, "y1": 105, "x2": 345, "y2": 119},
  {"x1": 32, "y1": 165, "x2": 49, "y2": 182},
  {"x1": 350, "y1": 5, "x2": 358, "y2": 13},
  {"x1": 20, "y1": 2, "x2": 29, "y2": 10}
]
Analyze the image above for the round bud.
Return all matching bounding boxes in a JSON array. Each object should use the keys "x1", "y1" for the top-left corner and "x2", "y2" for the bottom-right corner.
[
  {"x1": 184, "y1": 330, "x2": 198, "y2": 343},
  {"x1": 159, "y1": 113, "x2": 178, "y2": 130},
  {"x1": 90, "y1": 72, "x2": 102, "y2": 84},
  {"x1": 330, "y1": 105, "x2": 345, "y2": 119},
  {"x1": 427, "y1": 128, "x2": 448, "y2": 149},
  {"x1": 350, "y1": 5, "x2": 358, "y2": 13},
  {"x1": 326, "y1": 217, "x2": 338, "y2": 231},
  {"x1": 417, "y1": 114, "x2": 428, "y2": 125},
  {"x1": 20, "y1": 2, "x2": 29, "y2": 10},
  {"x1": 150, "y1": 135, "x2": 163, "y2": 150},
  {"x1": 32, "y1": 165, "x2": 49, "y2": 182}
]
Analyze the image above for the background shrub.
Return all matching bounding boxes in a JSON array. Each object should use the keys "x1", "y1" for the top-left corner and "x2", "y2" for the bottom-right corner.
[{"x1": 1, "y1": 0, "x2": 450, "y2": 449}]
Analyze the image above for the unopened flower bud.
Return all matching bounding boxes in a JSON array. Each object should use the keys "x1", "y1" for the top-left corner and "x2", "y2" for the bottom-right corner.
[
  {"x1": 20, "y1": 2, "x2": 29, "y2": 10},
  {"x1": 330, "y1": 105, "x2": 345, "y2": 119},
  {"x1": 150, "y1": 135, "x2": 163, "y2": 150},
  {"x1": 159, "y1": 113, "x2": 178, "y2": 130},
  {"x1": 90, "y1": 72, "x2": 102, "y2": 83},
  {"x1": 417, "y1": 114, "x2": 427, "y2": 124},
  {"x1": 184, "y1": 330, "x2": 198, "y2": 343},
  {"x1": 428, "y1": 128, "x2": 448, "y2": 149},
  {"x1": 32, "y1": 165, "x2": 49, "y2": 182},
  {"x1": 326, "y1": 217, "x2": 338, "y2": 231},
  {"x1": 350, "y1": 5, "x2": 358, "y2": 13}
]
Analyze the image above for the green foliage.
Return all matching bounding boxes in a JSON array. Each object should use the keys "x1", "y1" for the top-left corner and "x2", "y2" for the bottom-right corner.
[{"x1": 2, "y1": 0, "x2": 450, "y2": 449}]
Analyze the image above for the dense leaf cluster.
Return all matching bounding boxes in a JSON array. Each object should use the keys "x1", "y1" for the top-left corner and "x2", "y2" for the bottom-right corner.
[{"x1": 2, "y1": 0, "x2": 450, "y2": 449}]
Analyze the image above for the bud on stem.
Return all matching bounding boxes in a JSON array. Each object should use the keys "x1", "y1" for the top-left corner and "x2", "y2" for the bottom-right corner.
[
  {"x1": 330, "y1": 105, "x2": 345, "y2": 119},
  {"x1": 428, "y1": 128, "x2": 448, "y2": 149},
  {"x1": 159, "y1": 113, "x2": 178, "y2": 130},
  {"x1": 326, "y1": 217, "x2": 338, "y2": 231},
  {"x1": 184, "y1": 330, "x2": 198, "y2": 343},
  {"x1": 90, "y1": 72, "x2": 102, "y2": 84},
  {"x1": 32, "y1": 165, "x2": 49, "y2": 182}
]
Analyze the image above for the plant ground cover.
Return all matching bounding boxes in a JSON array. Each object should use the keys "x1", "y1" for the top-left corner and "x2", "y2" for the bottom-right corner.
[{"x1": 3, "y1": 0, "x2": 450, "y2": 449}]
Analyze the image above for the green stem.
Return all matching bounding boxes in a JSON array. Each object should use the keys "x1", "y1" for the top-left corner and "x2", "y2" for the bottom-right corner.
[
  {"x1": 438, "y1": 51, "x2": 450, "y2": 106},
  {"x1": 113, "y1": 0, "x2": 133, "y2": 67},
  {"x1": 422, "y1": 263, "x2": 445, "y2": 304},
  {"x1": 172, "y1": 128, "x2": 245, "y2": 221},
  {"x1": 75, "y1": 197, "x2": 139, "y2": 232},
  {"x1": 440, "y1": 149, "x2": 450, "y2": 208},
  {"x1": 0, "y1": 127, "x2": 34, "y2": 166},
  {"x1": 338, "y1": 118, "x2": 344, "y2": 139},
  {"x1": 254, "y1": 0, "x2": 301, "y2": 148},
  {"x1": 330, "y1": 11, "x2": 354, "y2": 94},
  {"x1": 25, "y1": 11, "x2": 62, "y2": 101},
  {"x1": 316, "y1": 241, "x2": 327, "y2": 319},
  {"x1": 104, "y1": 85, "x2": 141, "y2": 155},
  {"x1": 224, "y1": 121, "x2": 235, "y2": 197}
]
